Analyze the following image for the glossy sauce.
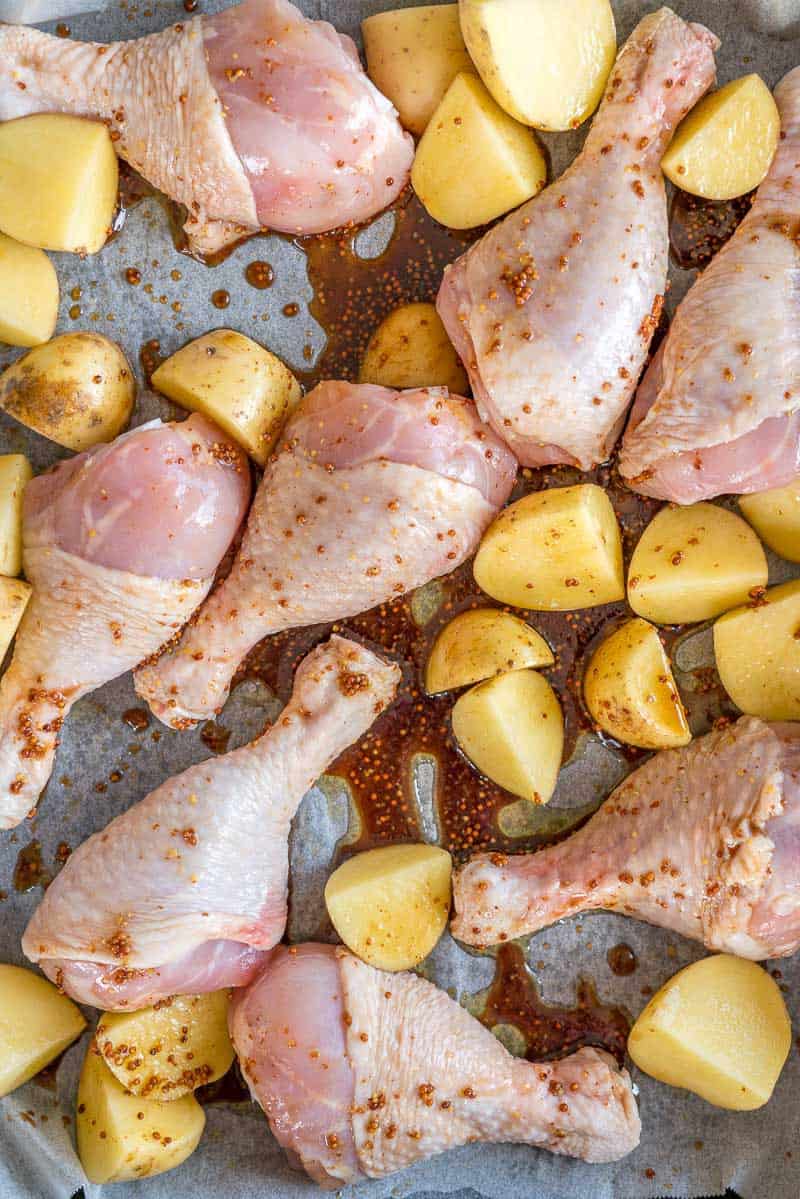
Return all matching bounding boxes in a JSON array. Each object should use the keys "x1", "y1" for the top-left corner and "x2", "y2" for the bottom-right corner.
[
  {"x1": 13, "y1": 841, "x2": 49, "y2": 893},
  {"x1": 669, "y1": 188, "x2": 754, "y2": 270},
  {"x1": 244, "y1": 261, "x2": 275, "y2": 289},
  {"x1": 607, "y1": 943, "x2": 638, "y2": 976}
]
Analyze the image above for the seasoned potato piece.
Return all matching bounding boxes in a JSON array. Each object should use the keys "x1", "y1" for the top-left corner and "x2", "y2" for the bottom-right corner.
[
  {"x1": 661, "y1": 75, "x2": 780, "y2": 201},
  {"x1": 0, "y1": 454, "x2": 32, "y2": 577},
  {"x1": 0, "y1": 332, "x2": 134, "y2": 451},
  {"x1": 0, "y1": 234, "x2": 59, "y2": 348},
  {"x1": 474, "y1": 483, "x2": 624, "y2": 611},
  {"x1": 0, "y1": 964, "x2": 85, "y2": 1098},
  {"x1": 0, "y1": 115, "x2": 118, "y2": 254},
  {"x1": 0, "y1": 577, "x2": 31, "y2": 663},
  {"x1": 363, "y1": 5, "x2": 472, "y2": 136},
  {"x1": 452, "y1": 668, "x2": 563, "y2": 802},
  {"x1": 77, "y1": 1043, "x2": 206, "y2": 1183},
  {"x1": 739, "y1": 480, "x2": 800, "y2": 562},
  {"x1": 629, "y1": 955, "x2": 791, "y2": 1110},
  {"x1": 325, "y1": 844, "x2": 452, "y2": 972},
  {"x1": 96, "y1": 991, "x2": 234, "y2": 1101},
  {"x1": 628, "y1": 502, "x2": 767, "y2": 625},
  {"x1": 713, "y1": 579, "x2": 800, "y2": 720},
  {"x1": 459, "y1": 0, "x2": 616, "y2": 131},
  {"x1": 152, "y1": 330, "x2": 300, "y2": 466},
  {"x1": 425, "y1": 607, "x2": 553, "y2": 694},
  {"x1": 412, "y1": 72, "x2": 547, "y2": 229},
  {"x1": 359, "y1": 303, "x2": 468, "y2": 393},
  {"x1": 584, "y1": 618, "x2": 690, "y2": 749}
]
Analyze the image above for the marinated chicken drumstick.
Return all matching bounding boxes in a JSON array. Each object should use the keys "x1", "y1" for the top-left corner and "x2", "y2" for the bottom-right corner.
[
  {"x1": 135, "y1": 383, "x2": 517, "y2": 728},
  {"x1": 0, "y1": 417, "x2": 250, "y2": 830},
  {"x1": 23, "y1": 636, "x2": 399, "y2": 1009},
  {"x1": 452, "y1": 717, "x2": 800, "y2": 959},
  {"x1": 229, "y1": 943, "x2": 641, "y2": 1187},
  {"x1": 436, "y1": 7, "x2": 718, "y2": 470}
]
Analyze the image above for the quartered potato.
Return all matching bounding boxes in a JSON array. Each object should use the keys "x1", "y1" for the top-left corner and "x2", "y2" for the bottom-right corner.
[
  {"x1": 629, "y1": 955, "x2": 791, "y2": 1110},
  {"x1": 362, "y1": 5, "x2": 473, "y2": 136},
  {"x1": 474, "y1": 483, "x2": 625, "y2": 610},
  {"x1": 0, "y1": 964, "x2": 86, "y2": 1098},
  {"x1": 714, "y1": 579, "x2": 800, "y2": 720},
  {"x1": 661, "y1": 75, "x2": 780, "y2": 201},
  {"x1": 0, "y1": 332, "x2": 134, "y2": 451},
  {"x1": 0, "y1": 577, "x2": 31, "y2": 662},
  {"x1": 0, "y1": 454, "x2": 32, "y2": 577},
  {"x1": 0, "y1": 114, "x2": 118, "y2": 254},
  {"x1": 628, "y1": 502, "x2": 767, "y2": 625},
  {"x1": 451, "y1": 668, "x2": 563, "y2": 802},
  {"x1": 358, "y1": 302, "x2": 468, "y2": 393},
  {"x1": 425, "y1": 607, "x2": 553, "y2": 694},
  {"x1": 324, "y1": 844, "x2": 452, "y2": 972},
  {"x1": 152, "y1": 329, "x2": 300, "y2": 466},
  {"x1": 459, "y1": 0, "x2": 616, "y2": 131},
  {"x1": 0, "y1": 233, "x2": 59, "y2": 348},
  {"x1": 412, "y1": 72, "x2": 547, "y2": 229},
  {"x1": 739, "y1": 479, "x2": 800, "y2": 562},
  {"x1": 96, "y1": 991, "x2": 234, "y2": 1101},
  {"x1": 584, "y1": 618, "x2": 690, "y2": 749}
]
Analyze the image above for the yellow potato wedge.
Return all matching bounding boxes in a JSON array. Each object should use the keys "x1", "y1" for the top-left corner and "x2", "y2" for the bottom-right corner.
[
  {"x1": 584, "y1": 617, "x2": 690, "y2": 749},
  {"x1": 459, "y1": 0, "x2": 616, "y2": 131},
  {"x1": 0, "y1": 964, "x2": 85, "y2": 1098},
  {"x1": 96, "y1": 991, "x2": 234, "y2": 1101},
  {"x1": 0, "y1": 454, "x2": 32, "y2": 577},
  {"x1": 0, "y1": 233, "x2": 59, "y2": 348},
  {"x1": 77, "y1": 1042, "x2": 206, "y2": 1184},
  {"x1": 628, "y1": 502, "x2": 767, "y2": 625},
  {"x1": 359, "y1": 302, "x2": 468, "y2": 393},
  {"x1": 152, "y1": 329, "x2": 300, "y2": 466},
  {"x1": 452, "y1": 668, "x2": 563, "y2": 802},
  {"x1": 412, "y1": 72, "x2": 547, "y2": 229},
  {"x1": 629, "y1": 955, "x2": 791, "y2": 1110},
  {"x1": 325, "y1": 844, "x2": 452, "y2": 972},
  {"x1": 425, "y1": 607, "x2": 553, "y2": 694},
  {"x1": 0, "y1": 576, "x2": 31, "y2": 663},
  {"x1": 363, "y1": 5, "x2": 472, "y2": 136},
  {"x1": 713, "y1": 579, "x2": 800, "y2": 720},
  {"x1": 662, "y1": 75, "x2": 779, "y2": 201},
  {"x1": 739, "y1": 479, "x2": 800, "y2": 562},
  {"x1": 474, "y1": 483, "x2": 624, "y2": 611},
  {"x1": 0, "y1": 114, "x2": 118, "y2": 254}
]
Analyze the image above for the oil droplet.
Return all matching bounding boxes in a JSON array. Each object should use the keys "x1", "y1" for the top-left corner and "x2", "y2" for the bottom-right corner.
[
  {"x1": 211, "y1": 289, "x2": 230, "y2": 309},
  {"x1": 70, "y1": 285, "x2": 82, "y2": 301},
  {"x1": 140, "y1": 338, "x2": 163, "y2": 384},
  {"x1": 55, "y1": 22, "x2": 70, "y2": 36},
  {"x1": 282, "y1": 302, "x2": 300, "y2": 318},
  {"x1": 183, "y1": 0, "x2": 198, "y2": 9},
  {"x1": 68, "y1": 304, "x2": 81, "y2": 320},
  {"x1": 170, "y1": 269, "x2": 182, "y2": 281},
  {"x1": 14, "y1": 840, "x2": 50, "y2": 892},
  {"x1": 122, "y1": 707, "x2": 149, "y2": 733},
  {"x1": 172, "y1": 301, "x2": 182, "y2": 313},
  {"x1": 607, "y1": 943, "x2": 638, "y2": 976},
  {"x1": 245, "y1": 260, "x2": 275, "y2": 289},
  {"x1": 200, "y1": 720, "x2": 231, "y2": 755},
  {"x1": 125, "y1": 267, "x2": 141, "y2": 285}
]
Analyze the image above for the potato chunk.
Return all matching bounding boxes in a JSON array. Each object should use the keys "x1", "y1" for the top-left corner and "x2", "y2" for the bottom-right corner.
[
  {"x1": 714, "y1": 579, "x2": 800, "y2": 720},
  {"x1": 0, "y1": 577, "x2": 31, "y2": 662},
  {"x1": 451, "y1": 668, "x2": 563, "y2": 802},
  {"x1": 152, "y1": 330, "x2": 300, "y2": 466},
  {"x1": 474, "y1": 483, "x2": 624, "y2": 610},
  {"x1": 412, "y1": 72, "x2": 547, "y2": 229},
  {"x1": 96, "y1": 991, "x2": 234, "y2": 1101},
  {"x1": 0, "y1": 234, "x2": 59, "y2": 348},
  {"x1": 325, "y1": 844, "x2": 452, "y2": 972},
  {"x1": 661, "y1": 75, "x2": 780, "y2": 201},
  {"x1": 739, "y1": 480, "x2": 800, "y2": 563},
  {"x1": 0, "y1": 454, "x2": 32, "y2": 577},
  {"x1": 359, "y1": 303, "x2": 468, "y2": 393},
  {"x1": 0, "y1": 115, "x2": 118, "y2": 254},
  {"x1": 628, "y1": 502, "x2": 767, "y2": 625},
  {"x1": 425, "y1": 607, "x2": 553, "y2": 694},
  {"x1": 459, "y1": 0, "x2": 616, "y2": 131},
  {"x1": 0, "y1": 964, "x2": 85, "y2": 1098},
  {"x1": 628, "y1": 955, "x2": 791, "y2": 1110},
  {"x1": 363, "y1": 5, "x2": 472, "y2": 136},
  {"x1": 77, "y1": 1043, "x2": 206, "y2": 1183},
  {"x1": 584, "y1": 618, "x2": 690, "y2": 749}
]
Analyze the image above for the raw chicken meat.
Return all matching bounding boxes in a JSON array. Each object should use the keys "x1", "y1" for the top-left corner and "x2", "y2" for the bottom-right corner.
[
  {"x1": 0, "y1": 0, "x2": 413, "y2": 256},
  {"x1": 452, "y1": 717, "x2": 800, "y2": 960},
  {"x1": 0, "y1": 416, "x2": 250, "y2": 831},
  {"x1": 135, "y1": 383, "x2": 517, "y2": 727},
  {"x1": 229, "y1": 943, "x2": 641, "y2": 1187},
  {"x1": 619, "y1": 66, "x2": 800, "y2": 502},
  {"x1": 23, "y1": 636, "x2": 399, "y2": 1009},
  {"x1": 436, "y1": 7, "x2": 718, "y2": 470}
]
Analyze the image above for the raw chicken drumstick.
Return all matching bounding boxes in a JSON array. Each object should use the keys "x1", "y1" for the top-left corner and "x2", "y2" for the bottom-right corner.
[
  {"x1": 619, "y1": 66, "x2": 800, "y2": 503},
  {"x1": 229, "y1": 943, "x2": 641, "y2": 1187},
  {"x1": 135, "y1": 382, "x2": 517, "y2": 728},
  {"x1": 23, "y1": 636, "x2": 399, "y2": 1009},
  {"x1": 0, "y1": 0, "x2": 413, "y2": 256},
  {"x1": 436, "y1": 7, "x2": 718, "y2": 470},
  {"x1": 452, "y1": 717, "x2": 800, "y2": 960},
  {"x1": 0, "y1": 416, "x2": 250, "y2": 831}
]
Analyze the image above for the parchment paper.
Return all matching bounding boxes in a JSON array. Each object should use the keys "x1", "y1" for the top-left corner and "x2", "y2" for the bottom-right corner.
[{"x1": 0, "y1": 2, "x2": 798, "y2": 1198}]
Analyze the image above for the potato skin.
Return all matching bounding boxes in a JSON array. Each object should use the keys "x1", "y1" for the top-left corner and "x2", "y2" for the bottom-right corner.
[
  {"x1": 714, "y1": 579, "x2": 800, "y2": 721},
  {"x1": 0, "y1": 964, "x2": 85, "y2": 1098},
  {"x1": 425, "y1": 607, "x2": 553, "y2": 694},
  {"x1": 359, "y1": 302, "x2": 468, "y2": 393}
]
